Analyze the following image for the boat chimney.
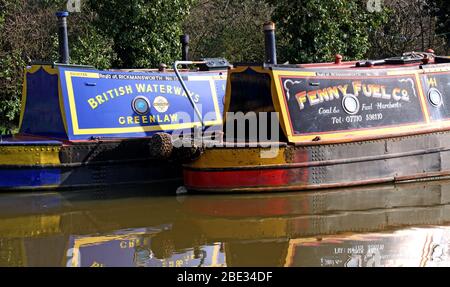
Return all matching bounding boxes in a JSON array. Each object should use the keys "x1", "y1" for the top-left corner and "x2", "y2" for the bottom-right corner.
[
  {"x1": 180, "y1": 34, "x2": 190, "y2": 61},
  {"x1": 56, "y1": 11, "x2": 70, "y2": 64},
  {"x1": 263, "y1": 22, "x2": 277, "y2": 65}
]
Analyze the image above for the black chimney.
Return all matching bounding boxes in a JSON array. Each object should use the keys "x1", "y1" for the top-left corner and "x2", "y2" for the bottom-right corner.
[
  {"x1": 263, "y1": 22, "x2": 277, "y2": 65},
  {"x1": 180, "y1": 34, "x2": 190, "y2": 61},
  {"x1": 56, "y1": 11, "x2": 70, "y2": 64}
]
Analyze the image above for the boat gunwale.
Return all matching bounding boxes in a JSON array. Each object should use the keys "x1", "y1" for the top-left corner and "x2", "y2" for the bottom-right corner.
[
  {"x1": 184, "y1": 146, "x2": 446, "y2": 172},
  {"x1": 184, "y1": 173, "x2": 450, "y2": 193}
]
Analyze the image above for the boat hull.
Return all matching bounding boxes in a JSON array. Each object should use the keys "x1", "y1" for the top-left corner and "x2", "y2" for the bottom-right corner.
[
  {"x1": 0, "y1": 162, "x2": 182, "y2": 191},
  {"x1": 184, "y1": 131, "x2": 450, "y2": 192},
  {"x1": 0, "y1": 137, "x2": 182, "y2": 191}
]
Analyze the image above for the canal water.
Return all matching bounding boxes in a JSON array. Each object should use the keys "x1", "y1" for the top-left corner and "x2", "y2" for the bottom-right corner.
[{"x1": 1, "y1": 179, "x2": 450, "y2": 267}]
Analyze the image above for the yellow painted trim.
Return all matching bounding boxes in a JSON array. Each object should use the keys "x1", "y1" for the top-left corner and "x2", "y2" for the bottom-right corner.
[
  {"x1": 271, "y1": 69, "x2": 299, "y2": 140},
  {"x1": 387, "y1": 69, "x2": 422, "y2": 76},
  {"x1": 287, "y1": 123, "x2": 434, "y2": 142},
  {"x1": 71, "y1": 121, "x2": 219, "y2": 135},
  {"x1": 270, "y1": 80, "x2": 289, "y2": 138},
  {"x1": 209, "y1": 79, "x2": 223, "y2": 124},
  {"x1": 271, "y1": 70, "x2": 316, "y2": 77},
  {"x1": 26, "y1": 64, "x2": 59, "y2": 76},
  {"x1": 26, "y1": 65, "x2": 44, "y2": 74},
  {"x1": 210, "y1": 244, "x2": 222, "y2": 267},
  {"x1": 18, "y1": 68, "x2": 28, "y2": 131},
  {"x1": 421, "y1": 66, "x2": 450, "y2": 73},
  {"x1": 0, "y1": 145, "x2": 61, "y2": 166},
  {"x1": 427, "y1": 119, "x2": 450, "y2": 126},
  {"x1": 42, "y1": 65, "x2": 58, "y2": 75},
  {"x1": 223, "y1": 66, "x2": 250, "y2": 120},
  {"x1": 223, "y1": 66, "x2": 292, "y2": 139},
  {"x1": 285, "y1": 237, "x2": 336, "y2": 266},
  {"x1": 57, "y1": 69, "x2": 69, "y2": 134},
  {"x1": 65, "y1": 70, "x2": 81, "y2": 133},
  {"x1": 64, "y1": 71, "x2": 223, "y2": 135},
  {"x1": 284, "y1": 241, "x2": 295, "y2": 267},
  {"x1": 188, "y1": 146, "x2": 287, "y2": 169},
  {"x1": 67, "y1": 71, "x2": 100, "y2": 78},
  {"x1": 415, "y1": 73, "x2": 430, "y2": 123}
]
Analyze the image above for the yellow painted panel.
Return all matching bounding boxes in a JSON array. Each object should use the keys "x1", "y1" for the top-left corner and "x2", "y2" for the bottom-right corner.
[
  {"x1": 188, "y1": 146, "x2": 287, "y2": 169},
  {"x1": 0, "y1": 215, "x2": 61, "y2": 238},
  {"x1": 0, "y1": 146, "x2": 61, "y2": 166}
]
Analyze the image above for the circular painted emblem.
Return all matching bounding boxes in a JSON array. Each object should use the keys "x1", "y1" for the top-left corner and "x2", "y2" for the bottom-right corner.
[
  {"x1": 428, "y1": 88, "x2": 443, "y2": 107},
  {"x1": 342, "y1": 94, "x2": 360, "y2": 115},
  {"x1": 153, "y1": 96, "x2": 170, "y2": 113},
  {"x1": 132, "y1": 96, "x2": 151, "y2": 115}
]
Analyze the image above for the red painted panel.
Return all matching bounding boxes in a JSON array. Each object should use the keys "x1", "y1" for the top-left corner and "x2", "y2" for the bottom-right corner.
[
  {"x1": 182, "y1": 197, "x2": 291, "y2": 217},
  {"x1": 184, "y1": 168, "x2": 292, "y2": 189}
]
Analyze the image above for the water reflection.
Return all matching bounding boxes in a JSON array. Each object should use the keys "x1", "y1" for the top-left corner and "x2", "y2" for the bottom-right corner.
[{"x1": 0, "y1": 180, "x2": 450, "y2": 267}]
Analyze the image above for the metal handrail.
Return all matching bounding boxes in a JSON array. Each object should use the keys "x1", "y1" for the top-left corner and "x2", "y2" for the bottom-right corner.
[{"x1": 173, "y1": 61, "x2": 206, "y2": 127}]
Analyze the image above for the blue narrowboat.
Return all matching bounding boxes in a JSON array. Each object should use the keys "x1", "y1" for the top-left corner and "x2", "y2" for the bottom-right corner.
[{"x1": 0, "y1": 12, "x2": 228, "y2": 190}]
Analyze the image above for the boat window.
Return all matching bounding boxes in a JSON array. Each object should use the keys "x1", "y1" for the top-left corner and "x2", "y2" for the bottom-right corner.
[{"x1": 225, "y1": 68, "x2": 287, "y2": 143}]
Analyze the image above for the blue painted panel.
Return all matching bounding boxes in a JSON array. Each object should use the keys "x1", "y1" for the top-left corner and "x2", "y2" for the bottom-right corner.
[
  {"x1": 0, "y1": 141, "x2": 62, "y2": 146},
  {"x1": 19, "y1": 68, "x2": 67, "y2": 138},
  {"x1": 0, "y1": 135, "x2": 62, "y2": 146},
  {"x1": 59, "y1": 68, "x2": 226, "y2": 140},
  {"x1": 0, "y1": 160, "x2": 180, "y2": 190},
  {"x1": 0, "y1": 168, "x2": 61, "y2": 188},
  {"x1": 215, "y1": 79, "x2": 227, "y2": 115}
]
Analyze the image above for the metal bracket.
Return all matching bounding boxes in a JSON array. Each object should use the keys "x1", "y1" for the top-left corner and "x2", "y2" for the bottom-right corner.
[{"x1": 173, "y1": 61, "x2": 206, "y2": 127}]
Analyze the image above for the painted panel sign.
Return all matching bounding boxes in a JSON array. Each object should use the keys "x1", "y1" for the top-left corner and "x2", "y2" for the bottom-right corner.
[
  {"x1": 286, "y1": 227, "x2": 450, "y2": 267},
  {"x1": 59, "y1": 68, "x2": 225, "y2": 139},
  {"x1": 66, "y1": 228, "x2": 226, "y2": 267},
  {"x1": 421, "y1": 72, "x2": 450, "y2": 122},
  {"x1": 279, "y1": 75, "x2": 425, "y2": 135}
]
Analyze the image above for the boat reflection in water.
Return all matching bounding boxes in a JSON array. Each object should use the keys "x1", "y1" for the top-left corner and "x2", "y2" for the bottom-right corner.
[{"x1": 1, "y1": 180, "x2": 450, "y2": 267}]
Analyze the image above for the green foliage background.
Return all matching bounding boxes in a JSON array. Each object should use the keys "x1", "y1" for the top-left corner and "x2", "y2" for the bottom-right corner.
[
  {"x1": 269, "y1": 0, "x2": 388, "y2": 63},
  {"x1": 0, "y1": 0, "x2": 448, "y2": 132},
  {"x1": 183, "y1": 0, "x2": 273, "y2": 63},
  {"x1": 89, "y1": 0, "x2": 194, "y2": 68}
]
